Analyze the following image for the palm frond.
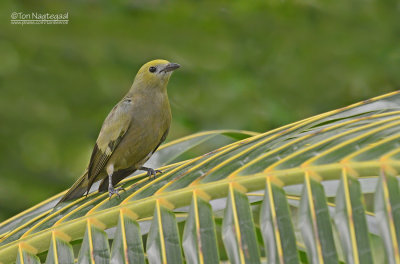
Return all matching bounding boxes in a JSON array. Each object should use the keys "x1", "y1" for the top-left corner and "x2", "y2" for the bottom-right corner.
[{"x1": 1, "y1": 92, "x2": 400, "y2": 263}]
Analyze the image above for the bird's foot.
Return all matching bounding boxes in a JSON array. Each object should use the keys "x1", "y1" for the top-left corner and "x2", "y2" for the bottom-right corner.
[
  {"x1": 139, "y1": 166, "x2": 162, "y2": 179},
  {"x1": 108, "y1": 186, "x2": 125, "y2": 199}
]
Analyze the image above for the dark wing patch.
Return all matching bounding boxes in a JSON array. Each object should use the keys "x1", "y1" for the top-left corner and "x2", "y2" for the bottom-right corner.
[{"x1": 86, "y1": 133, "x2": 126, "y2": 193}]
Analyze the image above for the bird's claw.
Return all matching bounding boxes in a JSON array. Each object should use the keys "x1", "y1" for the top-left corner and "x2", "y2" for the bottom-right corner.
[
  {"x1": 139, "y1": 167, "x2": 162, "y2": 179},
  {"x1": 139, "y1": 166, "x2": 162, "y2": 180},
  {"x1": 147, "y1": 168, "x2": 162, "y2": 179},
  {"x1": 108, "y1": 186, "x2": 125, "y2": 200}
]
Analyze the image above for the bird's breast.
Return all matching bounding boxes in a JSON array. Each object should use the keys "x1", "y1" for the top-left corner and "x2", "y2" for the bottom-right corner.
[{"x1": 110, "y1": 94, "x2": 171, "y2": 171}]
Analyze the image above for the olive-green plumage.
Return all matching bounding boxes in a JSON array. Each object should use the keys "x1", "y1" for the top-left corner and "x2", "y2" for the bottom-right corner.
[{"x1": 57, "y1": 59, "x2": 180, "y2": 204}]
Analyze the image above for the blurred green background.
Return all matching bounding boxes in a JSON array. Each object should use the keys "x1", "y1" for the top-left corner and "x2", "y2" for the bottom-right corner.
[{"x1": 0, "y1": 0, "x2": 399, "y2": 221}]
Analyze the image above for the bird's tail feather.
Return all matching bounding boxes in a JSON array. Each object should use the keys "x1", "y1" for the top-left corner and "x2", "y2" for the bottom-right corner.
[{"x1": 56, "y1": 170, "x2": 89, "y2": 206}]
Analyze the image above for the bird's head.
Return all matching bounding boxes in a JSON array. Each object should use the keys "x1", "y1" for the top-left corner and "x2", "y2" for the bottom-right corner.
[{"x1": 132, "y1": 59, "x2": 180, "y2": 92}]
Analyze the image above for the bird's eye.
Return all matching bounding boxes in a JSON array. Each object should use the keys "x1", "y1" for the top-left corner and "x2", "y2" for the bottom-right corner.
[{"x1": 149, "y1": 66, "x2": 157, "y2": 73}]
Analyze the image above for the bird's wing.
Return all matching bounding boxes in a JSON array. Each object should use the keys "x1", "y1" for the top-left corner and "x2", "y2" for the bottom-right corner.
[{"x1": 86, "y1": 100, "x2": 132, "y2": 191}]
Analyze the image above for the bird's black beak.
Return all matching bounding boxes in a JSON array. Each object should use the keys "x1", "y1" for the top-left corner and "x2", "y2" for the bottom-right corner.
[{"x1": 161, "y1": 63, "x2": 180, "y2": 73}]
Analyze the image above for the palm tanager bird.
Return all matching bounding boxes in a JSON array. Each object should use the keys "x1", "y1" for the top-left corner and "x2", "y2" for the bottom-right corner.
[{"x1": 57, "y1": 59, "x2": 180, "y2": 204}]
